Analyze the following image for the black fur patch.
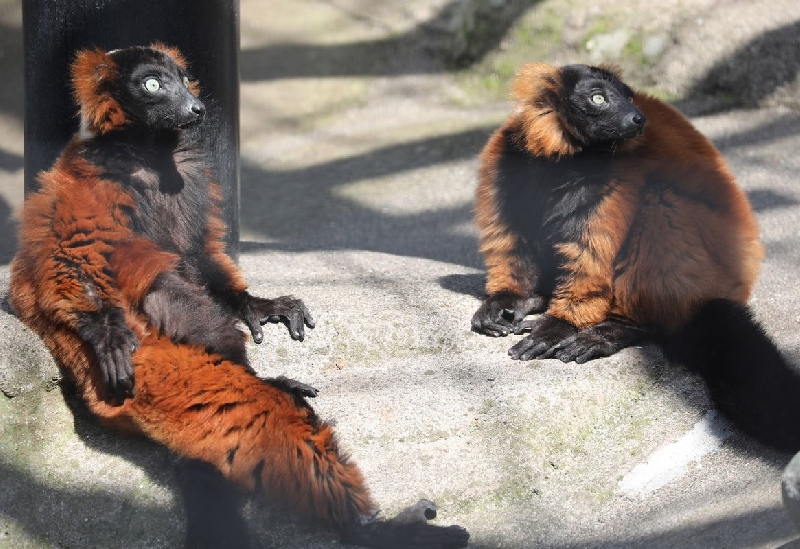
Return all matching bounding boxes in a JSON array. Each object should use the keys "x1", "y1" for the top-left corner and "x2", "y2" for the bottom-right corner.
[
  {"x1": 496, "y1": 127, "x2": 612, "y2": 296},
  {"x1": 175, "y1": 459, "x2": 251, "y2": 549},
  {"x1": 81, "y1": 132, "x2": 210, "y2": 260},
  {"x1": 142, "y1": 272, "x2": 249, "y2": 367}
]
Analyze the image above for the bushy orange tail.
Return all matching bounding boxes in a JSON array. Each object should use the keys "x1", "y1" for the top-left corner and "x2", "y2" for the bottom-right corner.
[{"x1": 123, "y1": 334, "x2": 375, "y2": 528}]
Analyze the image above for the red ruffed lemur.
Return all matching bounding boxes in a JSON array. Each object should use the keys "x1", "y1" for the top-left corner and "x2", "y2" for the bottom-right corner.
[
  {"x1": 9, "y1": 44, "x2": 469, "y2": 549},
  {"x1": 472, "y1": 62, "x2": 800, "y2": 452}
]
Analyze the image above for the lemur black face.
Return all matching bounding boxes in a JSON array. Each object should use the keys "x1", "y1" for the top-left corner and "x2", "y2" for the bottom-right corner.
[
  {"x1": 560, "y1": 64, "x2": 645, "y2": 147},
  {"x1": 110, "y1": 47, "x2": 205, "y2": 131}
]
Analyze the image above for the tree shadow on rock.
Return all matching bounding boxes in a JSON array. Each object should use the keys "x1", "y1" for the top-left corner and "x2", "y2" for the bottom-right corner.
[
  {"x1": 241, "y1": 0, "x2": 541, "y2": 81},
  {"x1": 240, "y1": 125, "x2": 492, "y2": 269},
  {"x1": 544, "y1": 504, "x2": 795, "y2": 549},
  {"x1": 746, "y1": 189, "x2": 800, "y2": 213},
  {"x1": 710, "y1": 112, "x2": 800, "y2": 152},
  {"x1": 677, "y1": 20, "x2": 800, "y2": 114},
  {"x1": 0, "y1": 149, "x2": 23, "y2": 172},
  {"x1": 0, "y1": 20, "x2": 23, "y2": 122},
  {"x1": 0, "y1": 459, "x2": 183, "y2": 549},
  {"x1": 0, "y1": 194, "x2": 18, "y2": 265}
]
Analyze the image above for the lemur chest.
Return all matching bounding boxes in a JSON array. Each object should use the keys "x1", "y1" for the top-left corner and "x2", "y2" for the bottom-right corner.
[
  {"x1": 500, "y1": 153, "x2": 611, "y2": 249},
  {"x1": 127, "y1": 162, "x2": 209, "y2": 256},
  {"x1": 82, "y1": 137, "x2": 210, "y2": 256}
]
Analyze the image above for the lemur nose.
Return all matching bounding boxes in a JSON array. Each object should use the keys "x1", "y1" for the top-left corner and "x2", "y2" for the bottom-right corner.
[{"x1": 191, "y1": 103, "x2": 206, "y2": 117}]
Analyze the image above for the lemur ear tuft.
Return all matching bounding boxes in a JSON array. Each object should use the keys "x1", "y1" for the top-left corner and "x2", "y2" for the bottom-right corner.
[
  {"x1": 148, "y1": 41, "x2": 189, "y2": 69},
  {"x1": 510, "y1": 63, "x2": 580, "y2": 158},
  {"x1": 71, "y1": 48, "x2": 127, "y2": 135},
  {"x1": 597, "y1": 63, "x2": 624, "y2": 79},
  {"x1": 511, "y1": 63, "x2": 562, "y2": 104}
]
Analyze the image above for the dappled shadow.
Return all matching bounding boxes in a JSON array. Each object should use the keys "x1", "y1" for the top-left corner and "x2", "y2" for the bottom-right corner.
[
  {"x1": 0, "y1": 459, "x2": 183, "y2": 548},
  {"x1": 0, "y1": 20, "x2": 23, "y2": 122},
  {"x1": 0, "y1": 194, "x2": 17, "y2": 265},
  {"x1": 0, "y1": 376, "x2": 337, "y2": 548},
  {"x1": 0, "y1": 18, "x2": 22, "y2": 267},
  {"x1": 0, "y1": 149, "x2": 23, "y2": 172},
  {"x1": 237, "y1": 99, "x2": 800, "y2": 273},
  {"x1": 678, "y1": 19, "x2": 800, "y2": 114},
  {"x1": 541, "y1": 505, "x2": 795, "y2": 549},
  {"x1": 429, "y1": 344, "x2": 796, "y2": 549},
  {"x1": 0, "y1": 446, "x2": 330, "y2": 547},
  {"x1": 5, "y1": 3, "x2": 800, "y2": 548},
  {"x1": 0, "y1": 377, "x2": 183, "y2": 547},
  {"x1": 530, "y1": 505, "x2": 797, "y2": 549},
  {"x1": 241, "y1": 0, "x2": 540, "y2": 81},
  {"x1": 240, "y1": 125, "x2": 491, "y2": 269},
  {"x1": 746, "y1": 189, "x2": 800, "y2": 213},
  {"x1": 711, "y1": 112, "x2": 800, "y2": 152},
  {"x1": 58, "y1": 379, "x2": 176, "y2": 471},
  {"x1": 763, "y1": 239, "x2": 800, "y2": 271}
]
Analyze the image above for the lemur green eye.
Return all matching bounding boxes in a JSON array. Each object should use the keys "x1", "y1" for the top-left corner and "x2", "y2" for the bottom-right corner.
[
  {"x1": 591, "y1": 94, "x2": 606, "y2": 105},
  {"x1": 183, "y1": 76, "x2": 190, "y2": 88},
  {"x1": 145, "y1": 78, "x2": 161, "y2": 92}
]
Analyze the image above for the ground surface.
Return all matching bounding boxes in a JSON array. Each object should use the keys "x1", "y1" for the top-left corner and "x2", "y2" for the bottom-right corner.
[{"x1": 2, "y1": 0, "x2": 800, "y2": 547}]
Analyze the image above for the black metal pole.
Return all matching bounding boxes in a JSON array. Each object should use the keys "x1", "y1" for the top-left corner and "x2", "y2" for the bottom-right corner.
[{"x1": 23, "y1": 0, "x2": 241, "y2": 257}]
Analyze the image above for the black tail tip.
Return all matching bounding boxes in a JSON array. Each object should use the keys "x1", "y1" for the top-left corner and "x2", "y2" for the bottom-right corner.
[{"x1": 664, "y1": 299, "x2": 800, "y2": 453}]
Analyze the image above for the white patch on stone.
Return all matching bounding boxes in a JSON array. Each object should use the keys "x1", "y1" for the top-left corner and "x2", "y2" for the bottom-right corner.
[{"x1": 618, "y1": 410, "x2": 733, "y2": 498}]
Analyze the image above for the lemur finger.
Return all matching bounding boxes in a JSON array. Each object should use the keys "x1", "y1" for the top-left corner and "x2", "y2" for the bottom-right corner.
[
  {"x1": 288, "y1": 311, "x2": 304, "y2": 341},
  {"x1": 245, "y1": 317, "x2": 264, "y2": 344}
]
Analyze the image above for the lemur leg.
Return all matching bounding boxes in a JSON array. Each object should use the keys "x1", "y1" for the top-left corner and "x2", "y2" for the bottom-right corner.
[
  {"x1": 142, "y1": 272, "x2": 250, "y2": 368},
  {"x1": 175, "y1": 458, "x2": 251, "y2": 549}
]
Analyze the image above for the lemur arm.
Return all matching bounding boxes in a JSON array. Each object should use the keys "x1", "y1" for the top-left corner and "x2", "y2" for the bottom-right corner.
[
  {"x1": 26, "y1": 182, "x2": 160, "y2": 401},
  {"x1": 196, "y1": 199, "x2": 315, "y2": 342}
]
